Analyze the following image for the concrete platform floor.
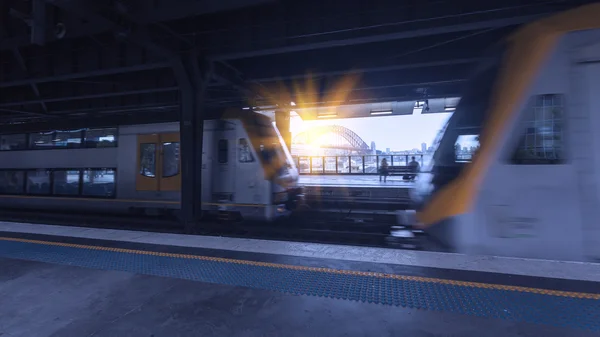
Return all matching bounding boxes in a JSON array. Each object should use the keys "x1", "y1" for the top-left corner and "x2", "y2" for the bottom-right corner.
[
  {"x1": 298, "y1": 174, "x2": 414, "y2": 187},
  {"x1": 1, "y1": 256, "x2": 595, "y2": 337}
]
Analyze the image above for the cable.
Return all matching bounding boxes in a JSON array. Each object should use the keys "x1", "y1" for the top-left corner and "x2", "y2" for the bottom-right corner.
[
  {"x1": 175, "y1": 1, "x2": 563, "y2": 44},
  {"x1": 284, "y1": 2, "x2": 558, "y2": 41},
  {"x1": 386, "y1": 27, "x2": 499, "y2": 60}
]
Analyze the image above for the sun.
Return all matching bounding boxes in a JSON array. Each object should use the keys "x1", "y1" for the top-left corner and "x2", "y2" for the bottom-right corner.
[{"x1": 305, "y1": 143, "x2": 321, "y2": 156}]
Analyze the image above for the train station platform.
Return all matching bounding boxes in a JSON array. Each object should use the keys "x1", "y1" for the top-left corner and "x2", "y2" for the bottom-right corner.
[
  {"x1": 298, "y1": 174, "x2": 413, "y2": 188},
  {"x1": 298, "y1": 175, "x2": 413, "y2": 210},
  {"x1": 0, "y1": 221, "x2": 599, "y2": 337}
]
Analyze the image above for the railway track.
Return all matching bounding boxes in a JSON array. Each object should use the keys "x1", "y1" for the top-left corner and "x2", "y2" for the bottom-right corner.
[{"x1": 0, "y1": 208, "x2": 424, "y2": 249}]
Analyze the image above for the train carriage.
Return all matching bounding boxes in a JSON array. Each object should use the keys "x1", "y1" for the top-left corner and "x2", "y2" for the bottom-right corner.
[
  {"x1": 0, "y1": 111, "x2": 301, "y2": 222},
  {"x1": 405, "y1": 3, "x2": 600, "y2": 262}
]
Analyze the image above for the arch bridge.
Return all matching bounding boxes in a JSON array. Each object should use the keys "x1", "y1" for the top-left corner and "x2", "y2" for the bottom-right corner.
[{"x1": 292, "y1": 125, "x2": 371, "y2": 154}]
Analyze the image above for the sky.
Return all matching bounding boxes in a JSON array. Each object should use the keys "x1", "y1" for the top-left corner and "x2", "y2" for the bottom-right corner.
[{"x1": 290, "y1": 109, "x2": 452, "y2": 151}]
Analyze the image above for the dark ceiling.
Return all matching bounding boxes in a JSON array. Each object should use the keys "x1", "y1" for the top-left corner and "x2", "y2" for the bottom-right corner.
[{"x1": 0, "y1": 0, "x2": 594, "y2": 129}]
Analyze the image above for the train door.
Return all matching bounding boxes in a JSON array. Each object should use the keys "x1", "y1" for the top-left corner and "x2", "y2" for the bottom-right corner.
[
  {"x1": 235, "y1": 136, "x2": 260, "y2": 205},
  {"x1": 210, "y1": 122, "x2": 236, "y2": 201},
  {"x1": 575, "y1": 60, "x2": 600, "y2": 259},
  {"x1": 212, "y1": 137, "x2": 236, "y2": 198},
  {"x1": 136, "y1": 133, "x2": 181, "y2": 192}
]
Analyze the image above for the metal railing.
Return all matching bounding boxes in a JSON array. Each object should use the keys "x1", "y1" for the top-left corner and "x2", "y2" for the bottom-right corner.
[{"x1": 292, "y1": 154, "x2": 426, "y2": 175}]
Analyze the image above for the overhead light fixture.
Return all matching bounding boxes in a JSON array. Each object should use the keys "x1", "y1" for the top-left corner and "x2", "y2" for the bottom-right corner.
[
  {"x1": 242, "y1": 107, "x2": 251, "y2": 110},
  {"x1": 370, "y1": 109, "x2": 393, "y2": 115},
  {"x1": 317, "y1": 113, "x2": 337, "y2": 119},
  {"x1": 444, "y1": 107, "x2": 456, "y2": 111},
  {"x1": 290, "y1": 101, "x2": 296, "y2": 106}
]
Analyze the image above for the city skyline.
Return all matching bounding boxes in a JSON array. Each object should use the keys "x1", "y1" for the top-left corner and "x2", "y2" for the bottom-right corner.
[{"x1": 290, "y1": 111, "x2": 452, "y2": 152}]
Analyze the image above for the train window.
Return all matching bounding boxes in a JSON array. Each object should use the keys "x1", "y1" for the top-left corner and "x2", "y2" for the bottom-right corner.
[
  {"x1": 82, "y1": 169, "x2": 116, "y2": 197},
  {"x1": 238, "y1": 138, "x2": 254, "y2": 163},
  {"x1": 140, "y1": 143, "x2": 157, "y2": 177},
  {"x1": 162, "y1": 142, "x2": 180, "y2": 177},
  {"x1": 54, "y1": 130, "x2": 83, "y2": 148},
  {"x1": 0, "y1": 170, "x2": 25, "y2": 194},
  {"x1": 52, "y1": 170, "x2": 81, "y2": 196},
  {"x1": 26, "y1": 170, "x2": 51, "y2": 195},
  {"x1": 29, "y1": 132, "x2": 54, "y2": 149},
  {"x1": 454, "y1": 135, "x2": 480, "y2": 163},
  {"x1": 29, "y1": 130, "x2": 83, "y2": 149},
  {"x1": 0, "y1": 134, "x2": 26, "y2": 151},
  {"x1": 85, "y1": 128, "x2": 117, "y2": 148},
  {"x1": 218, "y1": 139, "x2": 228, "y2": 164},
  {"x1": 510, "y1": 94, "x2": 565, "y2": 164}
]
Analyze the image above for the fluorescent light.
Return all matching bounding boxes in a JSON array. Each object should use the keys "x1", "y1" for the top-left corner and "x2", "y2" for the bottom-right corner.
[
  {"x1": 444, "y1": 107, "x2": 456, "y2": 111},
  {"x1": 290, "y1": 101, "x2": 296, "y2": 106},
  {"x1": 317, "y1": 114, "x2": 337, "y2": 118},
  {"x1": 370, "y1": 109, "x2": 392, "y2": 115},
  {"x1": 242, "y1": 107, "x2": 250, "y2": 110}
]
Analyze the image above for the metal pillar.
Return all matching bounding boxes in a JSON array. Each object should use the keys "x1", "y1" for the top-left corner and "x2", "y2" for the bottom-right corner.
[
  {"x1": 172, "y1": 52, "x2": 212, "y2": 232},
  {"x1": 275, "y1": 109, "x2": 291, "y2": 151}
]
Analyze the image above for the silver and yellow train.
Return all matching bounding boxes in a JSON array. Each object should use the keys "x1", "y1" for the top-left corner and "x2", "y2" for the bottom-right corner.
[
  {"x1": 406, "y1": 3, "x2": 600, "y2": 262},
  {"x1": 0, "y1": 111, "x2": 302, "y2": 222}
]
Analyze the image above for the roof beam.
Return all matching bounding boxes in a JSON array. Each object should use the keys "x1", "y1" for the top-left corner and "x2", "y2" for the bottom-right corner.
[
  {"x1": 211, "y1": 60, "x2": 280, "y2": 104},
  {"x1": 208, "y1": 78, "x2": 465, "y2": 106},
  {"x1": 0, "y1": 107, "x2": 45, "y2": 115},
  {"x1": 0, "y1": 109, "x2": 180, "y2": 133},
  {"x1": 251, "y1": 58, "x2": 480, "y2": 83},
  {"x1": 138, "y1": 0, "x2": 275, "y2": 23},
  {"x1": 48, "y1": 0, "x2": 268, "y2": 106},
  {"x1": 2, "y1": 0, "x2": 275, "y2": 50},
  {"x1": 0, "y1": 86, "x2": 178, "y2": 107},
  {"x1": 48, "y1": 103, "x2": 179, "y2": 116},
  {"x1": 0, "y1": 62, "x2": 170, "y2": 88},
  {"x1": 213, "y1": 15, "x2": 540, "y2": 60},
  {"x1": 47, "y1": 0, "x2": 176, "y2": 59},
  {"x1": 10, "y1": 48, "x2": 51, "y2": 114}
]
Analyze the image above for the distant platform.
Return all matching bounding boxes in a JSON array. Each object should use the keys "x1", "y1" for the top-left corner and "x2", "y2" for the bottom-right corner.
[{"x1": 298, "y1": 175, "x2": 414, "y2": 188}]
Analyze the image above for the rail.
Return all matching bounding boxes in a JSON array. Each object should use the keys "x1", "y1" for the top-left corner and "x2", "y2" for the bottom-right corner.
[{"x1": 292, "y1": 154, "x2": 426, "y2": 175}]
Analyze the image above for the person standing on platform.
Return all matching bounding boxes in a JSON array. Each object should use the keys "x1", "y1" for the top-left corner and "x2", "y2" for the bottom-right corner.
[
  {"x1": 407, "y1": 156, "x2": 420, "y2": 181},
  {"x1": 379, "y1": 158, "x2": 389, "y2": 182}
]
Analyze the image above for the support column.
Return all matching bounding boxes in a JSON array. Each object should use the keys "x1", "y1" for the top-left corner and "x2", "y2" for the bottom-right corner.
[
  {"x1": 275, "y1": 109, "x2": 291, "y2": 152},
  {"x1": 172, "y1": 52, "x2": 212, "y2": 233}
]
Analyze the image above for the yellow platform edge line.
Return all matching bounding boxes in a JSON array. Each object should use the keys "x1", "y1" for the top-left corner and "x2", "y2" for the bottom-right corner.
[{"x1": 1, "y1": 236, "x2": 598, "y2": 300}]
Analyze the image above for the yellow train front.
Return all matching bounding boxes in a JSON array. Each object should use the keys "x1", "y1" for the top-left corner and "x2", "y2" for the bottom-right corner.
[
  {"x1": 0, "y1": 111, "x2": 302, "y2": 223},
  {"x1": 405, "y1": 3, "x2": 600, "y2": 262}
]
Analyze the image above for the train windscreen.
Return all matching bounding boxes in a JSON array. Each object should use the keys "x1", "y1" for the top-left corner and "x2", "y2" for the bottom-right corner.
[
  {"x1": 413, "y1": 42, "x2": 507, "y2": 209},
  {"x1": 244, "y1": 113, "x2": 290, "y2": 177}
]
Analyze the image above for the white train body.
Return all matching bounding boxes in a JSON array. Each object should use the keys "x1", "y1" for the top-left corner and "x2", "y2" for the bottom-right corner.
[
  {"x1": 200, "y1": 117, "x2": 301, "y2": 220},
  {"x1": 0, "y1": 112, "x2": 301, "y2": 222},
  {"x1": 406, "y1": 4, "x2": 600, "y2": 262}
]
